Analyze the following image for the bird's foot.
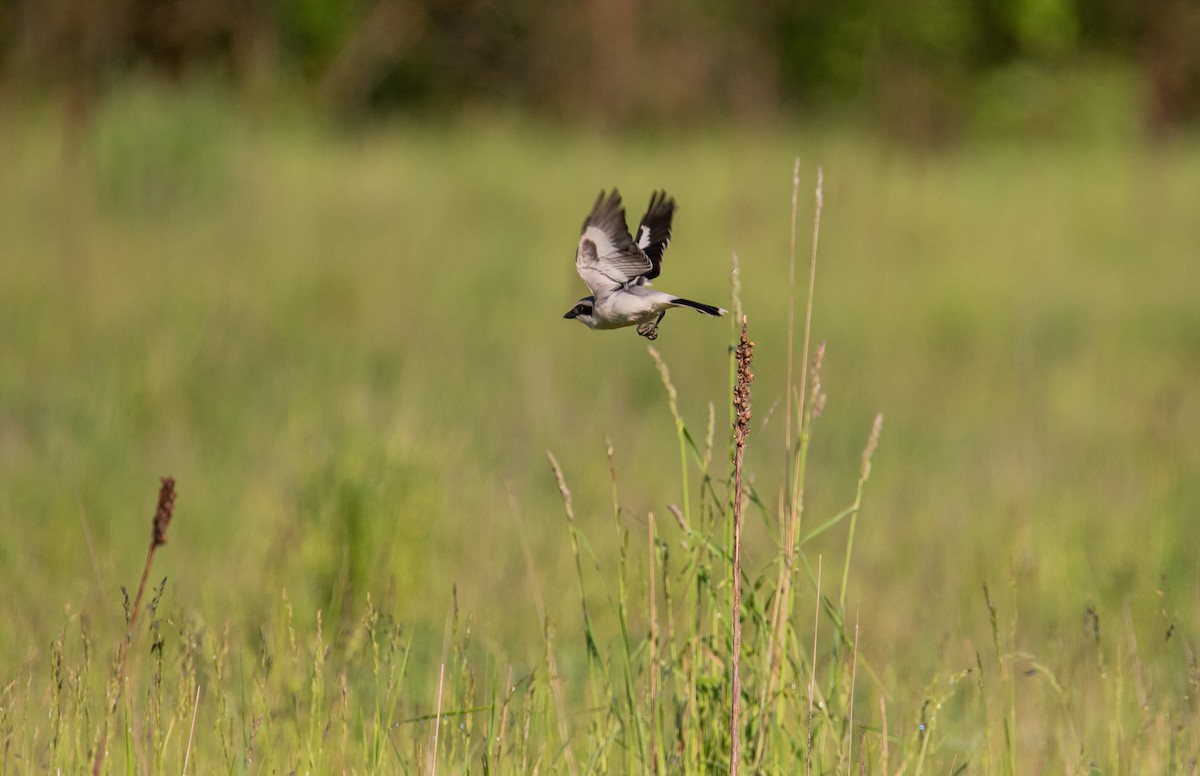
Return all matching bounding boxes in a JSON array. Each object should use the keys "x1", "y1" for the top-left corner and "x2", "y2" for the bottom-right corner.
[{"x1": 636, "y1": 322, "x2": 659, "y2": 340}]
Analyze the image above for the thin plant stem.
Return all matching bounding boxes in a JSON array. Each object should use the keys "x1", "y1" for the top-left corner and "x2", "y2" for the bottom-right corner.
[
  {"x1": 648, "y1": 511, "x2": 662, "y2": 776},
  {"x1": 729, "y1": 318, "x2": 754, "y2": 776},
  {"x1": 784, "y1": 157, "x2": 801, "y2": 509},
  {"x1": 880, "y1": 697, "x2": 889, "y2": 776},
  {"x1": 755, "y1": 164, "x2": 824, "y2": 767},
  {"x1": 648, "y1": 347, "x2": 691, "y2": 527},
  {"x1": 93, "y1": 477, "x2": 176, "y2": 776},
  {"x1": 182, "y1": 684, "x2": 200, "y2": 776},
  {"x1": 838, "y1": 413, "x2": 883, "y2": 613},
  {"x1": 607, "y1": 440, "x2": 647, "y2": 772},
  {"x1": 793, "y1": 165, "x2": 824, "y2": 508},
  {"x1": 755, "y1": 161, "x2": 804, "y2": 763},
  {"x1": 847, "y1": 611, "x2": 860, "y2": 776},
  {"x1": 806, "y1": 555, "x2": 822, "y2": 776},
  {"x1": 431, "y1": 662, "x2": 445, "y2": 776},
  {"x1": 544, "y1": 452, "x2": 588, "y2": 776}
]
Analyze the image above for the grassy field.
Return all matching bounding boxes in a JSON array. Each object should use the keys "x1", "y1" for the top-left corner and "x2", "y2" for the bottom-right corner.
[{"x1": 2, "y1": 82, "x2": 1199, "y2": 772}]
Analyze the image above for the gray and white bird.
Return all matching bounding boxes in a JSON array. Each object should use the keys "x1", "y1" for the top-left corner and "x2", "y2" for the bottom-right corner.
[{"x1": 563, "y1": 189, "x2": 726, "y2": 340}]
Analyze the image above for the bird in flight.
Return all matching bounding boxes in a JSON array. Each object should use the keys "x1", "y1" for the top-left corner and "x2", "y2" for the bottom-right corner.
[{"x1": 563, "y1": 189, "x2": 726, "y2": 340}]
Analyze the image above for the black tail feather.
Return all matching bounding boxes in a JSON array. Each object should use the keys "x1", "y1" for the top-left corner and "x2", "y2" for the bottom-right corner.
[{"x1": 671, "y1": 297, "x2": 726, "y2": 317}]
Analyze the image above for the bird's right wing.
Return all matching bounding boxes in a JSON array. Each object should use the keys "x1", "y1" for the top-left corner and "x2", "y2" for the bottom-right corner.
[
  {"x1": 575, "y1": 190, "x2": 654, "y2": 296},
  {"x1": 634, "y1": 190, "x2": 675, "y2": 281}
]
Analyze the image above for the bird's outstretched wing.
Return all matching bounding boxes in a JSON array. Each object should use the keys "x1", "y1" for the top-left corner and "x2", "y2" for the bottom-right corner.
[
  {"x1": 575, "y1": 190, "x2": 653, "y2": 296},
  {"x1": 634, "y1": 190, "x2": 675, "y2": 281}
]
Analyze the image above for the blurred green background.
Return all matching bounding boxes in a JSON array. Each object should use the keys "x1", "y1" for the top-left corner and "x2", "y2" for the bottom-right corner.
[
  {"x1": 6, "y1": 0, "x2": 1200, "y2": 137},
  {"x1": 2, "y1": 0, "x2": 1199, "y2": 767}
]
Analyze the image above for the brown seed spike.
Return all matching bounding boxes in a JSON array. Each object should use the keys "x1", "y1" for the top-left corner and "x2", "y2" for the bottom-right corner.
[
  {"x1": 733, "y1": 318, "x2": 755, "y2": 446},
  {"x1": 152, "y1": 477, "x2": 176, "y2": 547}
]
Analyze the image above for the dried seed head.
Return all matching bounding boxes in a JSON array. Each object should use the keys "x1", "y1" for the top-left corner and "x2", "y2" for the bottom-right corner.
[
  {"x1": 860, "y1": 412, "x2": 883, "y2": 479},
  {"x1": 152, "y1": 477, "x2": 176, "y2": 547},
  {"x1": 546, "y1": 451, "x2": 574, "y2": 514},
  {"x1": 667, "y1": 503, "x2": 688, "y2": 533},
  {"x1": 808, "y1": 342, "x2": 827, "y2": 420},
  {"x1": 809, "y1": 342, "x2": 824, "y2": 380},
  {"x1": 733, "y1": 317, "x2": 755, "y2": 446}
]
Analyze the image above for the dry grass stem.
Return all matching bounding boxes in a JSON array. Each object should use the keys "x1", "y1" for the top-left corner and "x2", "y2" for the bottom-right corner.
[
  {"x1": 757, "y1": 166, "x2": 825, "y2": 763},
  {"x1": 544, "y1": 451, "x2": 583, "y2": 776},
  {"x1": 784, "y1": 157, "x2": 801, "y2": 469},
  {"x1": 431, "y1": 661, "x2": 445, "y2": 776},
  {"x1": 880, "y1": 697, "x2": 890, "y2": 775},
  {"x1": 806, "y1": 555, "x2": 822, "y2": 776},
  {"x1": 791, "y1": 163, "x2": 824, "y2": 510},
  {"x1": 648, "y1": 511, "x2": 659, "y2": 775},
  {"x1": 496, "y1": 665, "x2": 514, "y2": 755},
  {"x1": 648, "y1": 346, "x2": 692, "y2": 525},
  {"x1": 847, "y1": 612, "x2": 860, "y2": 775},
  {"x1": 183, "y1": 684, "x2": 200, "y2": 775},
  {"x1": 729, "y1": 317, "x2": 754, "y2": 775},
  {"x1": 92, "y1": 476, "x2": 177, "y2": 776},
  {"x1": 731, "y1": 250, "x2": 744, "y2": 325},
  {"x1": 811, "y1": 556, "x2": 820, "y2": 776}
]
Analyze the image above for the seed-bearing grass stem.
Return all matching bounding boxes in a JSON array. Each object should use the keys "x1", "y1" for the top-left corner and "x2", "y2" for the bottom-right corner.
[
  {"x1": 729, "y1": 317, "x2": 754, "y2": 775},
  {"x1": 92, "y1": 476, "x2": 176, "y2": 776},
  {"x1": 839, "y1": 414, "x2": 883, "y2": 612}
]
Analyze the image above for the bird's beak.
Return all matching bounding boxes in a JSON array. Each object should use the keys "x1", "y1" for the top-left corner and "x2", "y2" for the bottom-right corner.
[{"x1": 563, "y1": 310, "x2": 577, "y2": 319}]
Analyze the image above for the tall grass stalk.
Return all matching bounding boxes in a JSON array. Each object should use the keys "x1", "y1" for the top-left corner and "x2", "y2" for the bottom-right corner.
[
  {"x1": 182, "y1": 684, "x2": 200, "y2": 776},
  {"x1": 839, "y1": 414, "x2": 883, "y2": 612},
  {"x1": 729, "y1": 318, "x2": 755, "y2": 774},
  {"x1": 430, "y1": 661, "x2": 445, "y2": 775},
  {"x1": 806, "y1": 555, "x2": 823, "y2": 776},
  {"x1": 649, "y1": 348, "x2": 693, "y2": 530},
  {"x1": 650, "y1": 344, "x2": 713, "y2": 770},
  {"x1": 846, "y1": 612, "x2": 860, "y2": 775},
  {"x1": 606, "y1": 439, "x2": 648, "y2": 772},
  {"x1": 92, "y1": 477, "x2": 176, "y2": 776},
  {"x1": 754, "y1": 164, "x2": 825, "y2": 767},
  {"x1": 984, "y1": 581, "x2": 1020, "y2": 776},
  {"x1": 544, "y1": 452, "x2": 586, "y2": 776},
  {"x1": 647, "y1": 511, "x2": 661, "y2": 775}
]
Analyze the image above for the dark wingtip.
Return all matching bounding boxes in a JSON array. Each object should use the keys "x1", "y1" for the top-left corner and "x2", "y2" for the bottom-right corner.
[{"x1": 583, "y1": 189, "x2": 627, "y2": 235}]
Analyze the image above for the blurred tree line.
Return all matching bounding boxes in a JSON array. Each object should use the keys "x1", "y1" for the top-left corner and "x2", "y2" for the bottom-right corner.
[{"x1": 2, "y1": 0, "x2": 1198, "y2": 140}]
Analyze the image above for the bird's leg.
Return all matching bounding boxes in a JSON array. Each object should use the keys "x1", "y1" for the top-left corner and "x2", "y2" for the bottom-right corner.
[{"x1": 636, "y1": 311, "x2": 667, "y2": 340}]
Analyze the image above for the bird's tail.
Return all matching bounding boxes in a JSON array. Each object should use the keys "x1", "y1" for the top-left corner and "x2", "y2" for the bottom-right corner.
[{"x1": 671, "y1": 297, "x2": 727, "y2": 317}]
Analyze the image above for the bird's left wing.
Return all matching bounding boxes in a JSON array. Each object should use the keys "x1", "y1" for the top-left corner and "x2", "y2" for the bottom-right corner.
[{"x1": 576, "y1": 190, "x2": 654, "y2": 296}]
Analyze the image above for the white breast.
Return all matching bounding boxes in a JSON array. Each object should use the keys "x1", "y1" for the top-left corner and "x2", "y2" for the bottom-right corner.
[{"x1": 593, "y1": 288, "x2": 677, "y2": 328}]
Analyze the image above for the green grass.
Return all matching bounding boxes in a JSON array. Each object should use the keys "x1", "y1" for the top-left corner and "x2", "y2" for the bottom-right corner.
[{"x1": 1, "y1": 81, "x2": 1199, "y2": 772}]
